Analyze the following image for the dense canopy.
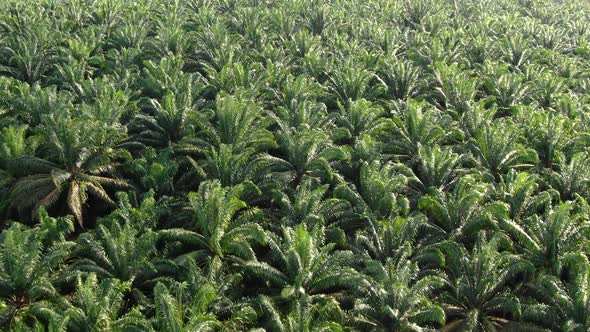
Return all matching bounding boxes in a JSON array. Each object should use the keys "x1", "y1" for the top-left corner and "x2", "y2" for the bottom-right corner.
[{"x1": 1, "y1": 0, "x2": 590, "y2": 331}]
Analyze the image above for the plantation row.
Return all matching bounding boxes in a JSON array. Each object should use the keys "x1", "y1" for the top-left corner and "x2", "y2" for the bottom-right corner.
[{"x1": 0, "y1": 0, "x2": 590, "y2": 331}]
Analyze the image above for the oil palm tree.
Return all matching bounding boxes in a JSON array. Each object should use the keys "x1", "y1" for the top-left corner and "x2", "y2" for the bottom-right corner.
[
  {"x1": 152, "y1": 281, "x2": 256, "y2": 332},
  {"x1": 438, "y1": 235, "x2": 535, "y2": 332},
  {"x1": 332, "y1": 99, "x2": 393, "y2": 144},
  {"x1": 257, "y1": 294, "x2": 346, "y2": 332},
  {"x1": 376, "y1": 57, "x2": 424, "y2": 101},
  {"x1": 159, "y1": 180, "x2": 267, "y2": 268},
  {"x1": 243, "y1": 224, "x2": 363, "y2": 306},
  {"x1": 543, "y1": 152, "x2": 590, "y2": 201},
  {"x1": 351, "y1": 258, "x2": 445, "y2": 331},
  {"x1": 71, "y1": 195, "x2": 166, "y2": 303},
  {"x1": 524, "y1": 255, "x2": 590, "y2": 331},
  {"x1": 468, "y1": 123, "x2": 538, "y2": 182},
  {"x1": 498, "y1": 202, "x2": 589, "y2": 276},
  {"x1": 0, "y1": 22, "x2": 59, "y2": 84},
  {"x1": 418, "y1": 177, "x2": 505, "y2": 243},
  {"x1": 7, "y1": 113, "x2": 131, "y2": 225},
  {"x1": 258, "y1": 128, "x2": 349, "y2": 185},
  {"x1": 386, "y1": 100, "x2": 462, "y2": 164},
  {"x1": 63, "y1": 273, "x2": 150, "y2": 332},
  {"x1": 0, "y1": 211, "x2": 74, "y2": 329}
]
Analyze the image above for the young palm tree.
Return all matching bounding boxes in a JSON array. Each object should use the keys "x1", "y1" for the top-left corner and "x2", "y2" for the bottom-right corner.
[
  {"x1": 499, "y1": 202, "x2": 589, "y2": 276},
  {"x1": 386, "y1": 100, "x2": 461, "y2": 164},
  {"x1": 418, "y1": 177, "x2": 504, "y2": 243},
  {"x1": 0, "y1": 211, "x2": 74, "y2": 329},
  {"x1": 438, "y1": 235, "x2": 535, "y2": 332},
  {"x1": 468, "y1": 123, "x2": 538, "y2": 182},
  {"x1": 493, "y1": 171, "x2": 556, "y2": 222},
  {"x1": 543, "y1": 152, "x2": 590, "y2": 201},
  {"x1": 71, "y1": 198, "x2": 165, "y2": 303},
  {"x1": 376, "y1": 57, "x2": 424, "y2": 101},
  {"x1": 326, "y1": 60, "x2": 375, "y2": 107},
  {"x1": 258, "y1": 128, "x2": 349, "y2": 185},
  {"x1": 269, "y1": 179, "x2": 351, "y2": 229},
  {"x1": 0, "y1": 22, "x2": 59, "y2": 84},
  {"x1": 243, "y1": 224, "x2": 363, "y2": 310},
  {"x1": 257, "y1": 294, "x2": 346, "y2": 332},
  {"x1": 127, "y1": 89, "x2": 200, "y2": 150},
  {"x1": 332, "y1": 99, "x2": 393, "y2": 145},
  {"x1": 524, "y1": 256, "x2": 590, "y2": 331},
  {"x1": 351, "y1": 258, "x2": 445, "y2": 331},
  {"x1": 159, "y1": 180, "x2": 267, "y2": 268},
  {"x1": 63, "y1": 273, "x2": 150, "y2": 332},
  {"x1": 412, "y1": 144, "x2": 466, "y2": 194}
]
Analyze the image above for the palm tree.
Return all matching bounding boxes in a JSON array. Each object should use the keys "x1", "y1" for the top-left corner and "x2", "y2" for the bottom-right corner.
[
  {"x1": 431, "y1": 62, "x2": 477, "y2": 115},
  {"x1": 376, "y1": 57, "x2": 424, "y2": 101},
  {"x1": 159, "y1": 180, "x2": 267, "y2": 268},
  {"x1": 418, "y1": 176, "x2": 505, "y2": 243},
  {"x1": 351, "y1": 258, "x2": 445, "y2": 331},
  {"x1": 498, "y1": 202, "x2": 589, "y2": 276},
  {"x1": 7, "y1": 113, "x2": 131, "y2": 226},
  {"x1": 412, "y1": 144, "x2": 466, "y2": 194},
  {"x1": 0, "y1": 21, "x2": 59, "y2": 84},
  {"x1": 524, "y1": 256, "x2": 590, "y2": 331},
  {"x1": 386, "y1": 100, "x2": 461, "y2": 164},
  {"x1": 140, "y1": 56, "x2": 196, "y2": 99},
  {"x1": 468, "y1": 123, "x2": 538, "y2": 182},
  {"x1": 127, "y1": 89, "x2": 200, "y2": 150},
  {"x1": 0, "y1": 125, "x2": 33, "y2": 216},
  {"x1": 257, "y1": 294, "x2": 346, "y2": 332},
  {"x1": 269, "y1": 179, "x2": 351, "y2": 229},
  {"x1": 438, "y1": 235, "x2": 535, "y2": 331},
  {"x1": 326, "y1": 60, "x2": 375, "y2": 107},
  {"x1": 332, "y1": 99, "x2": 393, "y2": 144},
  {"x1": 71, "y1": 195, "x2": 166, "y2": 303},
  {"x1": 243, "y1": 224, "x2": 363, "y2": 310},
  {"x1": 258, "y1": 128, "x2": 349, "y2": 185},
  {"x1": 543, "y1": 152, "x2": 590, "y2": 201},
  {"x1": 0, "y1": 211, "x2": 74, "y2": 329},
  {"x1": 152, "y1": 282, "x2": 218, "y2": 332},
  {"x1": 0, "y1": 82, "x2": 73, "y2": 129},
  {"x1": 493, "y1": 171, "x2": 557, "y2": 222},
  {"x1": 523, "y1": 111, "x2": 576, "y2": 168},
  {"x1": 63, "y1": 273, "x2": 150, "y2": 332},
  {"x1": 205, "y1": 92, "x2": 276, "y2": 152}
]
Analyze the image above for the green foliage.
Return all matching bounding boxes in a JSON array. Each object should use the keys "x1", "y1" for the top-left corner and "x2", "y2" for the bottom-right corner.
[{"x1": 1, "y1": 0, "x2": 590, "y2": 330}]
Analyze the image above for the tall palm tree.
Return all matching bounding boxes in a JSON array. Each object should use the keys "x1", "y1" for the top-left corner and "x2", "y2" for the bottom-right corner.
[{"x1": 7, "y1": 113, "x2": 131, "y2": 225}]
